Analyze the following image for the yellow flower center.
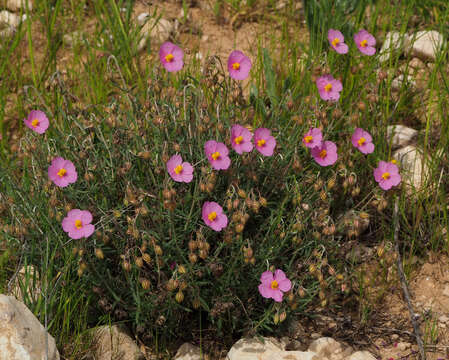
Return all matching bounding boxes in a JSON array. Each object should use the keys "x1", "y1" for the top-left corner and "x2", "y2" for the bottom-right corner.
[
  {"x1": 57, "y1": 168, "x2": 67, "y2": 178},
  {"x1": 332, "y1": 38, "x2": 340, "y2": 47},
  {"x1": 31, "y1": 119, "x2": 39, "y2": 127},
  {"x1": 270, "y1": 280, "x2": 279, "y2": 289},
  {"x1": 211, "y1": 151, "x2": 220, "y2": 161},
  {"x1": 304, "y1": 135, "x2": 313, "y2": 143},
  {"x1": 257, "y1": 139, "x2": 266, "y2": 147},
  {"x1": 74, "y1": 220, "x2": 83, "y2": 229},
  {"x1": 234, "y1": 136, "x2": 243, "y2": 145},
  {"x1": 357, "y1": 137, "x2": 366, "y2": 146},
  {"x1": 381, "y1": 172, "x2": 390, "y2": 180},
  {"x1": 232, "y1": 62, "x2": 240, "y2": 70},
  {"x1": 208, "y1": 211, "x2": 217, "y2": 221},
  {"x1": 174, "y1": 165, "x2": 183, "y2": 174},
  {"x1": 165, "y1": 53, "x2": 174, "y2": 62},
  {"x1": 319, "y1": 149, "x2": 327, "y2": 159},
  {"x1": 360, "y1": 39, "x2": 368, "y2": 48},
  {"x1": 324, "y1": 83, "x2": 332, "y2": 92}
]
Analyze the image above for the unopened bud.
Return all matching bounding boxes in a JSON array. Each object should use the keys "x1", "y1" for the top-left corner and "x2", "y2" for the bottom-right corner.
[
  {"x1": 175, "y1": 291, "x2": 184, "y2": 303},
  {"x1": 95, "y1": 248, "x2": 104, "y2": 260}
]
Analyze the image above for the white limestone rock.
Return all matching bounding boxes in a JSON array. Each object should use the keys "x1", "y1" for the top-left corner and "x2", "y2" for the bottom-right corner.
[
  {"x1": 90, "y1": 325, "x2": 144, "y2": 360},
  {"x1": 391, "y1": 74, "x2": 416, "y2": 91},
  {"x1": 386, "y1": 125, "x2": 418, "y2": 149},
  {"x1": 393, "y1": 145, "x2": 430, "y2": 194},
  {"x1": 63, "y1": 31, "x2": 83, "y2": 47},
  {"x1": 0, "y1": 294, "x2": 60, "y2": 360},
  {"x1": 409, "y1": 31, "x2": 444, "y2": 61},
  {"x1": 3, "y1": 0, "x2": 32, "y2": 12},
  {"x1": 226, "y1": 337, "x2": 285, "y2": 360},
  {"x1": 138, "y1": 17, "x2": 173, "y2": 51},
  {"x1": 174, "y1": 343, "x2": 202, "y2": 360},
  {"x1": 9, "y1": 265, "x2": 41, "y2": 302},
  {"x1": 0, "y1": 10, "x2": 20, "y2": 27},
  {"x1": 379, "y1": 31, "x2": 409, "y2": 63},
  {"x1": 347, "y1": 351, "x2": 377, "y2": 360}
]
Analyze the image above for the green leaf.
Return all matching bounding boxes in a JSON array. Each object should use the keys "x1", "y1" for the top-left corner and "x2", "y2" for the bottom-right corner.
[{"x1": 262, "y1": 48, "x2": 278, "y2": 106}]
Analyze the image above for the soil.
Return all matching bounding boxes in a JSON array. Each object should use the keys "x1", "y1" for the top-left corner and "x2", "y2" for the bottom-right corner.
[{"x1": 297, "y1": 253, "x2": 449, "y2": 360}]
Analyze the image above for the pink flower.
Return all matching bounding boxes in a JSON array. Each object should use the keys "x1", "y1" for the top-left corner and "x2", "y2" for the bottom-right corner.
[
  {"x1": 204, "y1": 140, "x2": 231, "y2": 170},
  {"x1": 258, "y1": 269, "x2": 292, "y2": 302},
  {"x1": 254, "y1": 128, "x2": 276, "y2": 156},
  {"x1": 62, "y1": 209, "x2": 95, "y2": 239},
  {"x1": 354, "y1": 29, "x2": 376, "y2": 56},
  {"x1": 373, "y1": 161, "x2": 401, "y2": 190},
  {"x1": 302, "y1": 128, "x2": 323, "y2": 149},
  {"x1": 48, "y1": 157, "x2": 77, "y2": 187},
  {"x1": 24, "y1": 110, "x2": 49, "y2": 134},
  {"x1": 316, "y1": 75, "x2": 342, "y2": 101},
  {"x1": 231, "y1": 125, "x2": 253, "y2": 154},
  {"x1": 311, "y1": 140, "x2": 338, "y2": 166},
  {"x1": 202, "y1": 202, "x2": 228, "y2": 232},
  {"x1": 227, "y1": 50, "x2": 251, "y2": 80},
  {"x1": 351, "y1": 128, "x2": 375, "y2": 154},
  {"x1": 328, "y1": 29, "x2": 348, "y2": 54},
  {"x1": 166, "y1": 155, "x2": 193, "y2": 183},
  {"x1": 159, "y1": 42, "x2": 184, "y2": 72}
]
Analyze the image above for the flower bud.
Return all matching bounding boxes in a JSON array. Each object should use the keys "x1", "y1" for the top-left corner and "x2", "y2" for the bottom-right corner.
[
  {"x1": 178, "y1": 265, "x2": 187, "y2": 274},
  {"x1": 189, "y1": 253, "x2": 198, "y2": 264},
  {"x1": 154, "y1": 245, "x2": 163, "y2": 256},
  {"x1": 141, "y1": 279, "x2": 151, "y2": 290},
  {"x1": 175, "y1": 291, "x2": 184, "y2": 303},
  {"x1": 142, "y1": 253, "x2": 151, "y2": 264},
  {"x1": 192, "y1": 298, "x2": 201, "y2": 309},
  {"x1": 135, "y1": 257, "x2": 144, "y2": 268},
  {"x1": 122, "y1": 261, "x2": 131, "y2": 272},
  {"x1": 95, "y1": 248, "x2": 104, "y2": 260},
  {"x1": 279, "y1": 311, "x2": 287, "y2": 323}
]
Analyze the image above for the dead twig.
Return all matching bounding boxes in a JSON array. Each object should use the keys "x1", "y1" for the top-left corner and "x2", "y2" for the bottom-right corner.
[{"x1": 393, "y1": 198, "x2": 426, "y2": 360}]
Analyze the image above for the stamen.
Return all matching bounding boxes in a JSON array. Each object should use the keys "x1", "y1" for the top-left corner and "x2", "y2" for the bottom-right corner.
[
  {"x1": 381, "y1": 172, "x2": 390, "y2": 180},
  {"x1": 270, "y1": 280, "x2": 279, "y2": 289},
  {"x1": 324, "y1": 83, "x2": 332, "y2": 92},
  {"x1": 174, "y1": 165, "x2": 183, "y2": 174},
  {"x1": 211, "y1": 152, "x2": 220, "y2": 161},
  {"x1": 304, "y1": 135, "x2": 313, "y2": 143},
  {"x1": 257, "y1": 139, "x2": 266, "y2": 147},
  {"x1": 360, "y1": 39, "x2": 368, "y2": 47},
  {"x1": 75, "y1": 220, "x2": 83, "y2": 229},
  {"x1": 57, "y1": 168, "x2": 67, "y2": 178},
  {"x1": 165, "y1": 53, "x2": 174, "y2": 62},
  {"x1": 208, "y1": 211, "x2": 217, "y2": 221},
  {"x1": 332, "y1": 38, "x2": 340, "y2": 47},
  {"x1": 234, "y1": 136, "x2": 243, "y2": 145},
  {"x1": 31, "y1": 119, "x2": 39, "y2": 127},
  {"x1": 357, "y1": 137, "x2": 366, "y2": 146},
  {"x1": 319, "y1": 149, "x2": 327, "y2": 159},
  {"x1": 232, "y1": 62, "x2": 240, "y2": 70}
]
